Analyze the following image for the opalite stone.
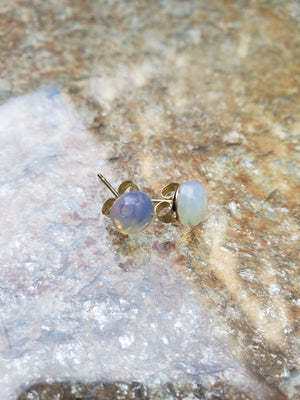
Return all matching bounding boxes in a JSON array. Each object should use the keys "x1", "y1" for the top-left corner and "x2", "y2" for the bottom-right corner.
[
  {"x1": 176, "y1": 181, "x2": 208, "y2": 226},
  {"x1": 110, "y1": 191, "x2": 154, "y2": 234}
]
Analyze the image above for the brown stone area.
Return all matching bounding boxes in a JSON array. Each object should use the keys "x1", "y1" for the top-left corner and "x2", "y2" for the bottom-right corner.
[{"x1": 17, "y1": 380, "x2": 283, "y2": 400}]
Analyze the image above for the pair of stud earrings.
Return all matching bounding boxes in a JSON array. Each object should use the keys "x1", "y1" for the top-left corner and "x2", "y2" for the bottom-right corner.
[{"x1": 98, "y1": 173, "x2": 208, "y2": 234}]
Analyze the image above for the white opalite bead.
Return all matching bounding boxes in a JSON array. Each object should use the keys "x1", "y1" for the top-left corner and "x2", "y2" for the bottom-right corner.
[{"x1": 176, "y1": 181, "x2": 208, "y2": 226}]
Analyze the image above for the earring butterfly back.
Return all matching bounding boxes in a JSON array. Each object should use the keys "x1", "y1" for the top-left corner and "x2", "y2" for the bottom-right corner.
[{"x1": 153, "y1": 181, "x2": 208, "y2": 226}]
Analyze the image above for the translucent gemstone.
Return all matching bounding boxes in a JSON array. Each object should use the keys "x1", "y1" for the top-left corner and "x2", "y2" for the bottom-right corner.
[
  {"x1": 110, "y1": 191, "x2": 154, "y2": 234},
  {"x1": 176, "y1": 181, "x2": 208, "y2": 226}
]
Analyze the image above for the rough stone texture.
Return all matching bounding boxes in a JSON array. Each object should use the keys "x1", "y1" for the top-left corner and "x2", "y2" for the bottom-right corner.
[
  {"x1": 0, "y1": 1, "x2": 299, "y2": 399},
  {"x1": 15, "y1": 380, "x2": 266, "y2": 400}
]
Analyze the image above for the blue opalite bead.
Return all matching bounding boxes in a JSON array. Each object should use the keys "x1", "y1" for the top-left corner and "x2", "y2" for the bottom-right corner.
[
  {"x1": 176, "y1": 181, "x2": 208, "y2": 226},
  {"x1": 110, "y1": 191, "x2": 154, "y2": 234}
]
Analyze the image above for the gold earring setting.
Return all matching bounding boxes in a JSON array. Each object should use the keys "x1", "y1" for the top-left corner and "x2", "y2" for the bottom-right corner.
[
  {"x1": 98, "y1": 173, "x2": 208, "y2": 234},
  {"x1": 153, "y1": 181, "x2": 208, "y2": 226},
  {"x1": 98, "y1": 173, "x2": 154, "y2": 235}
]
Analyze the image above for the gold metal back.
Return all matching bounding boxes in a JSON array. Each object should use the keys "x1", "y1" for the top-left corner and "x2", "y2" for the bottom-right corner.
[
  {"x1": 102, "y1": 198, "x2": 115, "y2": 216},
  {"x1": 154, "y1": 201, "x2": 176, "y2": 223},
  {"x1": 101, "y1": 180, "x2": 139, "y2": 216},
  {"x1": 118, "y1": 180, "x2": 139, "y2": 195},
  {"x1": 154, "y1": 182, "x2": 179, "y2": 223}
]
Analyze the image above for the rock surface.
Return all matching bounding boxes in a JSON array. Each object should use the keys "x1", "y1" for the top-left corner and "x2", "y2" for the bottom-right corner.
[{"x1": 0, "y1": 1, "x2": 299, "y2": 399}]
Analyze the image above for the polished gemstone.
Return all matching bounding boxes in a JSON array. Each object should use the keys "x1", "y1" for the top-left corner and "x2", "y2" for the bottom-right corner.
[
  {"x1": 110, "y1": 191, "x2": 154, "y2": 234},
  {"x1": 176, "y1": 181, "x2": 208, "y2": 226}
]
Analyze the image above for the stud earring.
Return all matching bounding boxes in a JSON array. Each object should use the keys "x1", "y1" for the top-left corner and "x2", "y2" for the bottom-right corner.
[
  {"x1": 152, "y1": 181, "x2": 208, "y2": 226},
  {"x1": 97, "y1": 173, "x2": 154, "y2": 234}
]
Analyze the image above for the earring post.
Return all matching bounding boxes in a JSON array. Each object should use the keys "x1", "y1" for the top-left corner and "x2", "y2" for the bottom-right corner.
[
  {"x1": 97, "y1": 173, "x2": 119, "y2": 198},
  {"x1": 151, "y1": 199, "x2": 173, "y2": 204}
]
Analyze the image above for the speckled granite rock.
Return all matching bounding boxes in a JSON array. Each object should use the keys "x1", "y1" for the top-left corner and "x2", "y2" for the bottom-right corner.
[
  {"x1": 15, "y1": 380, "x2": 281, "y2": 400},
  {"x1": 0, "y1": 1, "x2": 299, "y2": 399}
]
